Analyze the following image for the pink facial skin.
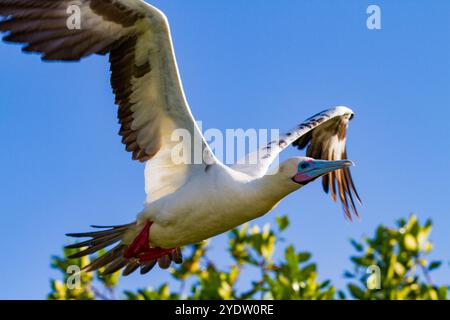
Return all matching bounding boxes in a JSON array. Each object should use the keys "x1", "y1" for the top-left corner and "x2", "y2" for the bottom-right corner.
[{"x1": 292, "y1": 172, "x2": 314, "y2": 184}]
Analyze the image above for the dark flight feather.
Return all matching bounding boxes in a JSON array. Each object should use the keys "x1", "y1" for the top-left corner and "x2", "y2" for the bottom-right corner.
[
  {"x1": 0, "y1": 0, "x2": 159, "y2": 162},
  {"x1": 293, "y1": 112, "x2": 361, "y2": 219}
]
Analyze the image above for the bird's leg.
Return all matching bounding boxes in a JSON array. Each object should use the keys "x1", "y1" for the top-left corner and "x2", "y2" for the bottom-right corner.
[
  {"x1": 123, "y1": 221, "x2": 176, "y2": 263},
  {"x1": 124, "y1": 221, "x2": 153, "y2": 259}
]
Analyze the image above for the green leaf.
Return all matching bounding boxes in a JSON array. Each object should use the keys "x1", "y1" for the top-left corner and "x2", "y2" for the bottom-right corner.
[
  {"x1": 320, "y1": 280, "x2": 331, "y2": 289},
  {"x1": 350, "y1": 239, "x2": 364, "y2": 252},
  {"x1": 404, "y1": 234, "x2": 418, "y2": 251},
  {"x1": 428, "y1": 261, "x2": 442, "y2": 271},
  {"x1": 348, "y1": 284, "x2": 366, "y2": 299},
  {"x1": 438, "y1": 286, "x2": 448, "y2": 300},
  {"x1": 276, "y1": 215, "x2": 290, "y2": 231},
  {"x1": 298, "y1": 252, "x2": 311, "y2": 263},
  {"x1": 343, "y1": 271, "x2": 355, "y2": 279},
  {"x1": 301, "y1": 263, "x2": 317, "y2": 276}
]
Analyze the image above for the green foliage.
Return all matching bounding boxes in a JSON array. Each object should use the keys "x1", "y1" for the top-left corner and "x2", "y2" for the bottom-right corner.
[
  {"x1": 49, "y1": 214, "x2": 448, "y2": 300},
  {"x1": 48, "y1": 248, "x2": 121, "y2": 300},
  {"x1": 345, "y1": 215, "x2": 448, "y2": 300}
]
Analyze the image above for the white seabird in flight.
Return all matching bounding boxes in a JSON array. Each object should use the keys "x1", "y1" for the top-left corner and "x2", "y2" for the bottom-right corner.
[{"x1": 0, "y1": 0, "x2": 361, "y2": 275}]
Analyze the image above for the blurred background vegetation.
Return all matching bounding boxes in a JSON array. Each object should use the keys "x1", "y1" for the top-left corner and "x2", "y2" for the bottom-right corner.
[{"x1": 49, "y1": 215, "x2": 448, "y2": 300}]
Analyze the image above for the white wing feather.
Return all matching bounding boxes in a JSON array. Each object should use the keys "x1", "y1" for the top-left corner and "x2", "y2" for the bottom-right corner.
[
  {"x1": 233, "y1": 106, "x2": 354, "y2": 176},
  {"x1": 233, "y1": 106, "x2": 360, "y2": 218},
  {"x1": 0, "y1": 0, "x2": 218, "y2": 203}
]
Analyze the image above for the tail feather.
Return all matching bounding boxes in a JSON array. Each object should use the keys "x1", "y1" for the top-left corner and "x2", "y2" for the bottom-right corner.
[
  {"x1": 84, "y1": 245, "x2": 126, "y2": 273},
  {"x1": 66, "y1": 223, "x2": 133, "y2": 259},
  {"x1": 90, "y1": 225, "x2": 132, "y2": 229},
  {"x1": 66, "y1": 224, "x2": 131, "y2": 238},
  {"x1": 102, "y1": 256, "x2": 128, "y2": 275},
  {"x1": 68, "y1": 236, "x2": 124, "y2": 259},
  {"x1": 66, "y1": 222, "x2": 183, "y2": 277},
  {"x1": 65, "y1": 232, "x2": 123, "y2": 250}
]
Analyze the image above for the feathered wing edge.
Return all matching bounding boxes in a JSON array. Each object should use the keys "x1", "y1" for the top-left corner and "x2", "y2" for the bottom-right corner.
[
  {"x1": 293, "y1": 111, "x2": 362, "y2": 220},
  {"x1": 238, "y1": 106, "x2": 362, "y2": 220},
  {"x1": 66, "y1": 224, "x2": 183, "y2": 276},
  {"x1": 0, "y1": 0, "x2": 189, "y2": 163}
]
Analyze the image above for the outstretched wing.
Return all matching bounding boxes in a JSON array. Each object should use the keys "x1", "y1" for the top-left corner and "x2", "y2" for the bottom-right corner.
[
  {"x1": 0, "y1": 0, "x2": 217, "y2": 202},
  {"x1": 293, "y1": 108, "x2": 361, "y2": 219},
  {"x1": 232, "y1": 106, "x2": 360, "y2": 219}
]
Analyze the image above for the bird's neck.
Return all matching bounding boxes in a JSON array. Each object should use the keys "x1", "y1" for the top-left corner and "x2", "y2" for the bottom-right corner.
[{"x1": 242, "y1": 172, "x2": 301, "y2": 216}]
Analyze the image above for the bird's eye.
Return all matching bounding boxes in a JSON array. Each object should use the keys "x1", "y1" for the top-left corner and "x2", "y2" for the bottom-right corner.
[{"x1": 300, "y1": 162, "x2": 308, "y2": 170}]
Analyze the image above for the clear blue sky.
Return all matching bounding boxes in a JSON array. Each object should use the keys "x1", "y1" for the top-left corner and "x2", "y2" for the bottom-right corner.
[{"x1": 0, "y1": 0, "x2": 449, "y2": 299}]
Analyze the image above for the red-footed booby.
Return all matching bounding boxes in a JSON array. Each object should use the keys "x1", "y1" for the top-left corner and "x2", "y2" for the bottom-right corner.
[{"x1": 0, "y1": 0, "x2": 361, "y2": 276}]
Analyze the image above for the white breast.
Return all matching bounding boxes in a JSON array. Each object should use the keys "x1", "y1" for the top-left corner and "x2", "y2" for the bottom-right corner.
[{"x1": 138, "y1": 164, "x2": 283, "y2": 248}]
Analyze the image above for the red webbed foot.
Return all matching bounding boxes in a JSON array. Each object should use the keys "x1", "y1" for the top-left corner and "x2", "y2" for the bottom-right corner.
[
  {"x1": 123, "y1": 221, "x2": 177, "y2": 266},
  {"x1": 138, "y1": 247, "x2": 176, "y2": 263},
  {"x1": 124, "y1": 221, "x2": 152, "y2": 259}
]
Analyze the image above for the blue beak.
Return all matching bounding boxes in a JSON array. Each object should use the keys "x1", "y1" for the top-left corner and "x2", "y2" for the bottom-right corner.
[
  {"x1": 293, "y1": 159, "x2": 354, "y2": 184},
  {"x1": 307, "y1": 159, "x2": 354, "y2": 176}
]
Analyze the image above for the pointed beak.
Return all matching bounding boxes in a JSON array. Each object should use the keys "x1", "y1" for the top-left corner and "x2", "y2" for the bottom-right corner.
[
  {"x1": 293, "y1": 160, "x2": 354, "y2": 184},
  {"x1": 309, "y1": 159, "x2": 354, "y2": 175}
]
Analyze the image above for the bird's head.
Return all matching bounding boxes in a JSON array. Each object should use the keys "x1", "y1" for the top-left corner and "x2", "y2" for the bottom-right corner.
[{"x1": 279, "y1": 157, "x2": 354, "y2": 186}]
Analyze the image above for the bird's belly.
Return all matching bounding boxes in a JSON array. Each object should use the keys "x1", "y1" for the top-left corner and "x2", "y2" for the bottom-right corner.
[
  {"x1": 141, "y1": 168, "x2": 281, "y2": 249},
  {"x1": 148, "y1": 198, "x2": 270, "y2": 248}
]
